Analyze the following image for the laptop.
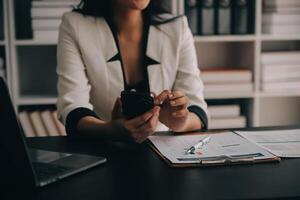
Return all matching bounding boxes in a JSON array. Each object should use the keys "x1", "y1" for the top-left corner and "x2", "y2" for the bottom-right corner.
[{"x1": 0, "y1": 77, "x2": 106, "y2": 188}]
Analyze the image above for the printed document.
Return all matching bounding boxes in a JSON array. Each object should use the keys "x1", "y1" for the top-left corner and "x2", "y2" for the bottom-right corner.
[
  {"x1": 236, "y1": 129, "x2": 300, "y2": 158},
  {"x1": 149, "y1": 132, "x2": 275, "y2": 164}
]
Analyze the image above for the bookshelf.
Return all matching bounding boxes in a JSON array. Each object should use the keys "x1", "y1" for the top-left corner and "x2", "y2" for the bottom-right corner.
[
  {"x1": 4, "y1": 0, "x2": 67, "y2": 137},
  {"x1": 0, "y1": 0, "x2": 10, "y2": 90},
  {"x1": 7, "y1": 0, "x2": 60, "y2": 109},
  {"x1": 2, "y1": 0, "x2": 300, "y2": 134},
  {"x1": 176, "y1": 0, "x2": 300, "y2": 128}
]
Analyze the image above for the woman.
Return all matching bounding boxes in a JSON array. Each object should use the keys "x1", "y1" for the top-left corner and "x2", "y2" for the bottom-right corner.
[{"x1": 57, "y1": 0, "x2": 209, "y2": 143}]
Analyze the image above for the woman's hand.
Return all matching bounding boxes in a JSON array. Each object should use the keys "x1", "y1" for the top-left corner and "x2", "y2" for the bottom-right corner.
[
  {"x1": 155, "y1": 90, "x2": 190, "y2": 132},
  {"x1": 111, "y1": 98, "x2": 160, "y2": 143}
]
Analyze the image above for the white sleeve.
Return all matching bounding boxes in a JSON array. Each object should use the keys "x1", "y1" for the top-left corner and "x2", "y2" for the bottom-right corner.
[
  {"x1": 172, "y1": 16, "x2": 209, "y2": 129},
  {"x1": 56, "y1": 13, "x2": 95, "y2": 125}
]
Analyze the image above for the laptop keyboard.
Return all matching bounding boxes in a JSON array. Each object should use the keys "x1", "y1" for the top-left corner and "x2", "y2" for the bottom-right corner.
[{"x1": 32, "y1": 162, "x2": 72, "y2": 181}]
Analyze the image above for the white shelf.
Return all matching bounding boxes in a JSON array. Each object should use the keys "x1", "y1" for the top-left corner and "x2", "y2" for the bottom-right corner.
[
  {"x1": 14, "y1": 40, "x2": 57, "y2": 46},
  {"x1": 17, "y1": 96, "x2": 57, "y2": 106},
  {"x1": 0, "y1": 40, "x2": 5, "y2": 45},
  {"x1": 261, "y1": 34, "x2": 300, "y2": 41},
  {"x1": 258, "y1": 91, "x2": 300, "y2": 98},
  {"x1": 194, "y1": 35, "x2": 256, "y2": 42},
  {"x1": 205, "y1": 92, "x2": 255, "y2": 100}
]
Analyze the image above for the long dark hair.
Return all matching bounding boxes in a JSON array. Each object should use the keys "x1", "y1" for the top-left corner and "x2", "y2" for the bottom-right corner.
[{"x1": 73, "y1": 0, "x2": 180, "y2": 25}]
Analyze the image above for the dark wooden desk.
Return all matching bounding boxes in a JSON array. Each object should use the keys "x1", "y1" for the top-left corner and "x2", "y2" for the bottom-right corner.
[{"x1": 1, "y1": 130, "x2": 300, "y2": 200}]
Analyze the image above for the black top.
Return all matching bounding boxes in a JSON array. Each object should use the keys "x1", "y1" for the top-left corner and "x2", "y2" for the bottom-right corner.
[
  {"x1": 64, "y1": 14, "x2": 208, "y2": 135},
  {"x1": 4, "y1": 131, "x2": 300, "y2": 200}
]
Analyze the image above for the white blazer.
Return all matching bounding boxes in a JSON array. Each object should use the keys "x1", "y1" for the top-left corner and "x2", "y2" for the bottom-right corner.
[{"x1": 57, "y1": 11, "x2": 208, "y2": 132}]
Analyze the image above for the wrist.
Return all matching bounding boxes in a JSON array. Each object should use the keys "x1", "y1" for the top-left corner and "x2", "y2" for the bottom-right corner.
[
  {"x1": 172, "y1": 112, "x2": 201, "y2": 133},
  {"x1": 102, "y1": 119, "x2": 121, "y2": 133},
  {"x1": 170, "y1": 113, "x2": 190, "y2": 133},
  {"x1": 106, "y1": 119, "x2": 132, "y2": 138}
]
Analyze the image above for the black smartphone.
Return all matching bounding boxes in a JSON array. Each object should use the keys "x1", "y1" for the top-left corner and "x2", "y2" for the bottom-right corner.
[{"x1": 121, "y1": 90, "x2": 154, "y2": 119}]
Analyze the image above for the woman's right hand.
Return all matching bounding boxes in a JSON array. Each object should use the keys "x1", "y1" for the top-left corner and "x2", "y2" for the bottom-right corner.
[{"x1": 110, "y1": 98, "x2": 160, "y2": 143}]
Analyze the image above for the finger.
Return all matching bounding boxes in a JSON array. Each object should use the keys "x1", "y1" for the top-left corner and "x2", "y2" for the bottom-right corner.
[
  {"x1": 131, "y1": 131, "x2": 148, "y2": 144},
  {"x1": 132, "y1": 133, "x2": 143, "y2": 143},
  {"x1": 155, "y1": 90, "x2": 171, "y2": 105},
  {"x1": 150, "y1": 91, "x2": 157, "y2": 98},
  {"x1": 169, "y1": 91, "x2": 185, "y2": 100},
  {"x1": 134, "y1": 112, "x2": 159, "y2": 134},
  {"x1": 136, "y1": 136, "x2": 147, "y2": 144},
  {"x1": 112, "y1": 97, "x2": 123, "y2": 119},
  {"x1": 169, "y1": 96, "x2": 189, "y2": 107},
  {"x1": 172, "y1": 109, "x2": 189, "y2": 118},
  {"x1": 126, "y1": 106, "x2": 160, "y2": 128},
  {"x1": 112, "y1": 97, "x2": 121, "y2": 112},
  {"x1": 131, "y1": 107, "x2": 159, "y2": 131},
  {"x1": 126, "y1": 112, "x2": 153, "y2": 129}
]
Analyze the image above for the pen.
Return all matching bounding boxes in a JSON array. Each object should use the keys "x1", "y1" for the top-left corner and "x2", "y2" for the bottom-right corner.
[{"x1": 185, "y1": 136, "x2": 211, "y2": 154}]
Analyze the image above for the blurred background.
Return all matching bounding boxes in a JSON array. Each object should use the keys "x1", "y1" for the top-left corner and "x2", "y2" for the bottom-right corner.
[{"x1": 1, "y1": 0, "x2": 300, "y2": 138}]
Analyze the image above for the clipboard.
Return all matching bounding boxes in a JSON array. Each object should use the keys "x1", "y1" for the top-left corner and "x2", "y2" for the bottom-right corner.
[{"x1": 148, "y1": 131, "x2": 281, "y2": 168}]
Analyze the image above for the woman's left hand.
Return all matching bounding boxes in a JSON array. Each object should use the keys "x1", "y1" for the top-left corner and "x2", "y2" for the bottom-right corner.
[{"x1": 155, "y1": 90, "x2": 190, "y2": 132}]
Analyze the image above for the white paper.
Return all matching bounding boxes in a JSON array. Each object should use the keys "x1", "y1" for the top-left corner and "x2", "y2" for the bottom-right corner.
[
  {"x1": 235, "y1": 129, "x2": 300, "y2": 158},
  {"x1": 149, "y1": 132, "x2": 275, "y2": 164}
]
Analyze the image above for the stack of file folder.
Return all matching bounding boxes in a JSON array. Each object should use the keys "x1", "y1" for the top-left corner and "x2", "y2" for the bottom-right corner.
[{"x1": 185, "y1": 0, "x2": 254, "y2": 35}]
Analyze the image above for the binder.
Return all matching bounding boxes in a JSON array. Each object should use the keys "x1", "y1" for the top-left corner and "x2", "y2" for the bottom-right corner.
[
  {"x1": 0, "y1": 0, "x2": 4, "y2": 40},
  {"x1": 232, "y1": 0, "x2": 249, "y2": 34},
  {"x1": 185, "y1": 0, "x2": 199, "y2": 35},
  {"x1": 216, "y1": 0, "x2": 232, "y2": 35},
  {"x1": 15, "y1": 0, "x2": 33, "y2": 39},
  {"x1": 199, "y1": 0, "x2": 215, "y2": 35},
  {"x1": 148, "y1": 131, "x2": 280, "y2": 168}
]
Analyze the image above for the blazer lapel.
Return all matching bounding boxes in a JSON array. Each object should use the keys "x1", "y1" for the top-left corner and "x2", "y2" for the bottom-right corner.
[
  {"x1": 96, "y1": 19, "x2": 166, "y2": 101},
  {"x1": 97, "y1": 18, "x2": 119, "y2": 63},
  {"x1": 96, "y1": 18, "x2": 124, "y2": 103},
  {"x1": 146, "y1": 25, "x2": 164, "y2": 96}
]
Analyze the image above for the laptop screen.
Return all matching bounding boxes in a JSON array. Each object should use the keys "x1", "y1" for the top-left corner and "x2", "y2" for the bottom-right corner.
[{"x1": 0, "y1": 78, "x2": 37, "y2": 187}]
